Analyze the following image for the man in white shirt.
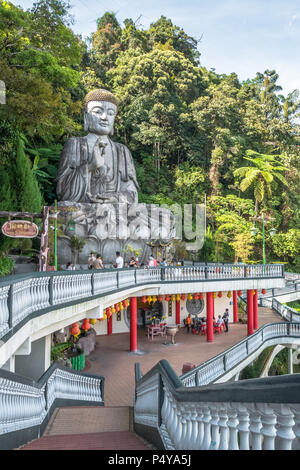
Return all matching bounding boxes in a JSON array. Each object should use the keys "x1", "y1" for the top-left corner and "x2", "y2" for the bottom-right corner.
[{"x1": 115, "y1": 251, "x2": 124, "y2": 269}]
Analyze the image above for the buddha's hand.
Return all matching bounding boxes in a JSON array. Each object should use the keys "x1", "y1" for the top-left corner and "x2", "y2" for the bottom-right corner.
[{"x1": 86, "y1": 192, "x2": 118, "y2": 204}]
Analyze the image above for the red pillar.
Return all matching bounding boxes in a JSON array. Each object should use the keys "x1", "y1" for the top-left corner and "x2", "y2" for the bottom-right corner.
[
  {"x1": 247, "y1": 290, "x2": 254, "y2": 336},
  {"x1": 176, "y1": 300, "x2": 181, "y2": 325},
  {"x1": 107, "y1": 315, "x2": 112, "y2": 336},
  {"x1": 130, "y1": 297, "x2": 137, "y2": 352},
  {"x1": 253, "y1": 289, "x2": 258, "y2": 330},
  {"x1": 233, "y1": 290, "x2": 238, "y2": 323},
  {"x1": 206, "y1": 292, "x2": 214, "y2": 342}
]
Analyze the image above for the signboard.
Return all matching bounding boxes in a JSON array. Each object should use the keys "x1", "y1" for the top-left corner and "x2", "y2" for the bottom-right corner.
[{"x1": 2, "y1": 220, "x2": 39, "y2": 239}]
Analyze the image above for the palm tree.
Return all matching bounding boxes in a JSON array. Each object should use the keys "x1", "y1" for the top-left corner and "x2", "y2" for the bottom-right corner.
[{"x1": 234, "y1": 150, "x2": 288, "y2": 213}]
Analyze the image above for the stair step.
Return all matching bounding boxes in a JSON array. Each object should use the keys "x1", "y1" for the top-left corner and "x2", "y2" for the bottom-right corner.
[
  {"x1": 20, "y1": 431, "x2": 149, "y2": 450},
  {"x1": 45, "y1": 406, "x2": 131, "y2": 436}
]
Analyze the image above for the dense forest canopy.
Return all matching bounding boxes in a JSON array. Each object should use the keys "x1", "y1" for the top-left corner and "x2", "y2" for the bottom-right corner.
[{"x1": 0, "y1": 0, "x2": 299, "y2": 271}]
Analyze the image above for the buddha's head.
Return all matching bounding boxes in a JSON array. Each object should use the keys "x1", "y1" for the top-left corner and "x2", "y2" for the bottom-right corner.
[{"x1": 84, "y1": 89, "x2": 118, "y2": 136}]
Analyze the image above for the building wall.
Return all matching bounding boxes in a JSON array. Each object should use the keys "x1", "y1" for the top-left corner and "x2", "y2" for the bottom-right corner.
[{"x1": 92, "y1": 294, "x2": 234, "y2": 336}]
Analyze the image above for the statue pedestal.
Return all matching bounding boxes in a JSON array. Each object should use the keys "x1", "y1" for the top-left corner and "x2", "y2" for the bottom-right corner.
[{"x1": 57, "y1": 201, "x2": 174, "y2": 267}]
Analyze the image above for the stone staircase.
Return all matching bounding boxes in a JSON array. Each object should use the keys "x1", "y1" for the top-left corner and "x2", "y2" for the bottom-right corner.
[{"x1": 19, "y1": 407, "x2": 151, "y2": 450}]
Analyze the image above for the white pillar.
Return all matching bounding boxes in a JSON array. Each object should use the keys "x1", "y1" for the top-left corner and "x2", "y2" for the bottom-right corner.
[{"x1": 15, "y1": 334, "x2": 52, "y2": 380}]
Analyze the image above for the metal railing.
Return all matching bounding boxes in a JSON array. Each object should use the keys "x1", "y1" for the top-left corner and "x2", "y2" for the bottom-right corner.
[
  {"x1": 134, "y1": 359, "x2": 300, "y2": 450},
  {"x1": 0, "y1": 363, "x2": 104, "y2": 449},
  {"x1": 0, "y1": 264, "x2": 284, "y2": 342}
]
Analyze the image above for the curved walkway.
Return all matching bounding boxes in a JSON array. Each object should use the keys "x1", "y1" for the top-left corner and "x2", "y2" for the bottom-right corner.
[{"x1": 85, "y1": 307, "x2": 282, "y2": 407}]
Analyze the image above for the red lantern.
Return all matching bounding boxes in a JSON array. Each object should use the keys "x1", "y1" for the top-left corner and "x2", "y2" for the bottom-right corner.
[
  {"x1": 81, "y1": 319, "x2": 91, "y2": 331},
  {"x1": 142, "y1": 296, "x2": 147, "y2": 303},
  {"x1": 181, "y1": 294, "x2": 186, "y2": 301},
  {"x1": 122, "y1": 300, "x2": 127, "y2": 309},
  {"x1": 106, "y1": 308, "x2": 112, "y2": 319},
  {"x1": 70, "y1": 323, "x2": 80, "y2": 337},
  {"x1": 262, "y1": 289, "x2": 266, "y2": 295},
  {"x1": 165, "y1": 295, "x2": 170, "y2": 302},
  {"x1": 218, "y1": 292, "x2": 222, "y2": 298},
  {"x1": 199, "y1": 293, "x2": 204, "y2": 299},
  {"x1": 194, "y1": 293, "x2": 199, "y2": 300},
  {"x1": 158, "y1": 295, "x2": 163, "y2": 302},
  {"x1": 115, "y1": 303, "x2": 120, "y2": 312},
  {"x1": 238, "y1": 290, "x2": 242, "y2": 297}
]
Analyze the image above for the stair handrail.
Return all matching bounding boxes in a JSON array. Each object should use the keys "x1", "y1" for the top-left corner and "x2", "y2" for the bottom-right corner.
[
  {"x1": 0, "y1": 363, "x2": 104, "y2": 445},
  {"x1": 134, "y1": 358, "x2": 300, "y2": 450}
]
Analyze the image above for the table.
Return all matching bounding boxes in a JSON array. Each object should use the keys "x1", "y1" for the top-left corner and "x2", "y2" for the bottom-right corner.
[{"x1": 147, "y1": 325, "x2": 166, "y2": 340}]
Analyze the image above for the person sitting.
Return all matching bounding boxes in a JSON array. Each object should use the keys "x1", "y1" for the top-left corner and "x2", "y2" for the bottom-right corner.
[
  {"x1": 129, "y1": 257, "x2": 137, "y2": 268},
  {"x1": 88, "y1": 252, "x2": 95, "y2": 270},
  {"x1": 192, "y1": 316, "x2": 201, "y2": 334},
  {"x1": 185, "y1": 314, "x2": 192, "y2": 333}
]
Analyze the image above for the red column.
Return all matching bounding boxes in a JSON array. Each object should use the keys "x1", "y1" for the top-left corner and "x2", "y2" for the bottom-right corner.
[
  {"x1": 206, "y1": 292, "x2": 214, "y2": 342},
  {"x1": 107, "y1": 315, "x2": 112, "y2": 336},
  {"x1": 247, "y1": 290, "x2": 254, "y2": 336},
  {"x1": 176, "y1": 300, "x2": 181, "y2": 325},
  {"x1": 130, "y1": 297, "x2": 137, "y2": 352},
  {"x1": 233, "y1": 290, "x2": 238, "y2": 323},
  {"x1": 253, "y1": 289, "x2": 258, "y2": 330}
]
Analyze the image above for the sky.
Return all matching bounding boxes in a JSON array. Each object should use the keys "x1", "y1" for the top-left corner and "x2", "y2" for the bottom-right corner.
[{"x1": 14, "y1": 0, "x2": 300, "y2": 96}]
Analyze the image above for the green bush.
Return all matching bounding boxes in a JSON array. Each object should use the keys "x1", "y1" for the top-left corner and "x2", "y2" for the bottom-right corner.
[{"x1": 0, "y1": 256, "x2": 14, "y2": 277}]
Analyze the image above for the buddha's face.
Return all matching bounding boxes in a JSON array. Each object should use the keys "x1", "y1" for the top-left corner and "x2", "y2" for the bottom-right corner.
[{"x1": 84, "y1": 100, "x2": 117, "y2": 135}]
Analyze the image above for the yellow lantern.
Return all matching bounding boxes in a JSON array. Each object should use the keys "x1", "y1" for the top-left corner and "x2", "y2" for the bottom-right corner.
[
  {"x1": 103, "y1": 314, "x2": 107, "y2": 320},
  {"x1": 171, "y1": 295, "x2": 176, "y2": 302},
  {"x1": 227, "y1": 291, "x2": 232, "y2": 298},
  {"x1": 111, "y1": 307, "x2": 116, "y2": 314},
  {"x1": 89, "y1": 318, "x2": 97, "y2": 325},
  {"x1": 213, "y1": 292, "x2": 217, "y2": 299},
  {"x1": 176, "y1": 294, "x2": 181, "y2": 302},
  {"x1": 147, "y1": 296, "x2": 153, "y2": 303},
  {"x1": 152, "y1": 295, "x2": 157, "y2": 302},
  {"x1": 119, "y1": 302, "x2": 124, "y2": 310},
  {"x1": 188, "y1": 293, "x2": 193, "y2": 301}
]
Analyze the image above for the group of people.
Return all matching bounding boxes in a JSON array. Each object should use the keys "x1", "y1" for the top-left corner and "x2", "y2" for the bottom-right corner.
[
  {"x1": 87, "y1": 251, "x2": 124, "y2": 270},
  {"x1": 184, "y1": 309, "x2": 230, "y2": 334}
]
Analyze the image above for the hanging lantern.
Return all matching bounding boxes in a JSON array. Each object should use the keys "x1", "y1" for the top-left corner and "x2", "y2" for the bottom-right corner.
[
  {"x1": 89, "y1": 318, "x2": 98, "y2": 325},
  {"x1": 181, "y1": 294, "x2": 186, "y2": 301},
  {"x1": 227, "y1": 291, "x2": 232, "y2": 299},
  {"x1": 115, "y1": 303, "x2": 120, "y2": 312},
  {"x1": 199, "y1": 293, "x2": 204, "y2": 299},
  {"x1": 262, "y1": 289, "x2": 266, "y2": 295},
  {"x1": 253, "y1": 290, "x2": 256, "y2": 295},
  {"x1": 106, "y1": 308, "x2": 112, "y2": 318},
  {"x1": 70, "y1": 323, "x2": 80, "y2": 337},
  {"x1": 171, "y1": 295, "x2": 176, "y2": 302},
  {"x1": 194, "y1": 293, "x2": 199, "y2": 300},
  {"x1": 158, "y1": 295, "x2": 163, "y2": 302},
  {"x1": 218, "y1": 292, "x2": 222, "y2": 298},
  {"x1": 142, "y1": 296, "x2": 147, "y2": 304},
  {"x1": 119, "y1": 302, "x2": 124, "y2": 310},
  {"x1": 165, "y1": 295, "x2": 170, "y2": 302},
  {"x1": 152, "y1": 295, "x2": 157, "y2": 303},
  {"x1": 188, "y1": 293, "x2": 193, "y2": 301},
  {"x1": 103, "y1": 314, "x2": 107, "y2": 320},
  {"x1": 176, "y1": 294, "x2": 181, "y2": 302},
  {"x1": 213, "y1": 292, "x2": 217, "y2": 299},
  {"x1": 238, "y1": 290, "x2": 242, "y2": 297},
  {"x1": 81, "y1": 319, "x2": 91, "y2": 331},
  {"x1": 111, "y1": 307, "x2": 116, "y2": 314},
  {"x1": 147, "y1": 296, "x2": 153, "y2": 303}
]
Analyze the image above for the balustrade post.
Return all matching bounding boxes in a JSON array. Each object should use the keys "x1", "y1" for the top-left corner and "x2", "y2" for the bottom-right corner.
[
  {"x1": 273, "y1": 404, "x2": 295, "y2": 450},
  {"x1": 209, "y1": 404, "x2": 220, "y2": 450},
  {"x1": 49, "y1": 276, "x2": 54, "y2": 306},
  {"x1": 91, "y1": 273, "x2": 95, "y2": 296},
  {"x1": 201, "y1": 406, "x2": 211, "y2": 450},
  {"x1": 8, "y1": 283, "x2": 14, "y2": 329},
  {"x1": 258, "y1": 403, "x2": 277, "y2": 450},
  {"x1": 237, "y1": 404, "x2": 250, "y2": 450},
  {"x1": 228, "y1": 405, "x2": 239, "y2": 450}
]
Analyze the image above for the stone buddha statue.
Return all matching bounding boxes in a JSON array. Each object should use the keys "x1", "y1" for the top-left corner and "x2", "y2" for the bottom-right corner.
[
  {"x1": 56, "y1": 89, "x2": 139, "y2": 204},
  {"x1": 56, "y1": 89, "x2": 175, "y2": 266}
]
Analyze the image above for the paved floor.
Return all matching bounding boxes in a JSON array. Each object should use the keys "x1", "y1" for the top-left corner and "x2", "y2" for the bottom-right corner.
[{"x1": 85, "y1": 307, "x2": 282, "y2": 407}]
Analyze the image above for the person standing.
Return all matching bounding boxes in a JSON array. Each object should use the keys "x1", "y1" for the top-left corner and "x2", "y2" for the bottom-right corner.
[
  {"x1": 93, "y1": 254, "x2": 104, "y2": 269},
  {"x1": 115, "y1": 251, "x2": 124, "y2": 269},
  {"x1": 88, "y1": 252, "x2": 96, "y2": 270},
  {"x1": 223, "y1": 308, "x2": 229, "y2": 333}
]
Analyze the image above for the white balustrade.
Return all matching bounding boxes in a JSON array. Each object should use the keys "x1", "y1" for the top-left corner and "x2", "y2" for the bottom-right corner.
[
  {"x1": 0, "y1": 367, "x2": 103, "y2": 436},
  {"x1": 0, "y1": 286, "x2": 10, "y2": 337}
]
